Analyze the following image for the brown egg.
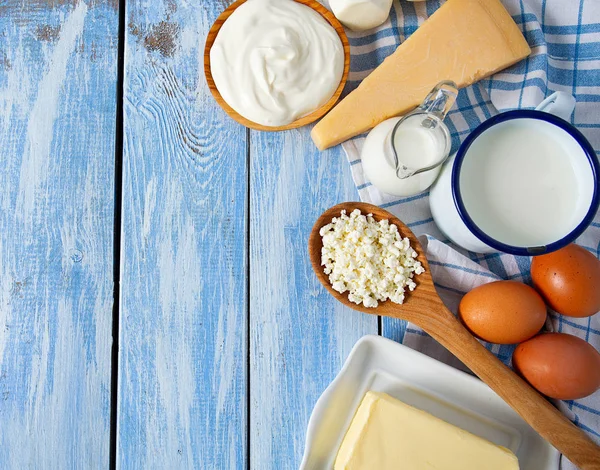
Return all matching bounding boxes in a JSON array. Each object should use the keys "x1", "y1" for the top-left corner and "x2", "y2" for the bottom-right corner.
[
  {"x1": 513, "y1": 333, "x2": 600, "y2": 400},
  {"x1": 458, "y1": 281, "x2": 547, "y2": 344},
  {"x1": 531, "y1": 244, "x2": 600, "y2": 318}
]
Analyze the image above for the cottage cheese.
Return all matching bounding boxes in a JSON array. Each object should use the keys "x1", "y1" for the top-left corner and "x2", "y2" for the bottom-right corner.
[{"x1": 320, "y1": 209, "x2": 424, "y2": 308}]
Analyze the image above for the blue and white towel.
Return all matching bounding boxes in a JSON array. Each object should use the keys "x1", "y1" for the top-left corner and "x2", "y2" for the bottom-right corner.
[{"x1": 339, "y1": 1, "x2": 600, "y2": 466}]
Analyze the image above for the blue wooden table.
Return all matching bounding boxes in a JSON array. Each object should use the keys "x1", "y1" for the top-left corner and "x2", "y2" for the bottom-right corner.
[{"x1": 0, "y1": 0, "x2": 392, "y2": 468}]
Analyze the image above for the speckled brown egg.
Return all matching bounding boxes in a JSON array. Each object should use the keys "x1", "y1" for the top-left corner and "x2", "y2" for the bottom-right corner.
[
  {"x1": 512, "y1": 333, "x2": 600, "y2": 400},
  {"x1": 458, "y1": 281, "x2": 547, "y2": 344},
  {"x1": 531, "y1": 244, "x2": 600, "y2": 318}
]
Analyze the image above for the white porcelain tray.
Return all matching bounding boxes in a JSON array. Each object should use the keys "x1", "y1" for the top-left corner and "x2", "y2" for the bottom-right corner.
[{"x1": 300, "y1": 335, "x2": 560, "y2": 470}]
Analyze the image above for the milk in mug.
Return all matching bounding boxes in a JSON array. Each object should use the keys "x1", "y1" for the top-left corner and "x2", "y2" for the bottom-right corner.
[
  {"x1": 430, "y1": 91, "x2": 599, "y2": 254},
  {"x1": 456, "y1": 118, "x2": 595, "y2": 248}
]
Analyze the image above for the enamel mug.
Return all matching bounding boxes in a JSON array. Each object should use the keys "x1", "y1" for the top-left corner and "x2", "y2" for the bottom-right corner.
[{"x1": 429, "y1": 92, "x2": 600, "y2": 255}]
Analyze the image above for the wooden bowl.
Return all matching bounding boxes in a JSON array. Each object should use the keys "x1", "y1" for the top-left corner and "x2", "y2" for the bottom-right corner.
[{"x1": 203, "y1": 0, "x2": 350, "y2": 132}]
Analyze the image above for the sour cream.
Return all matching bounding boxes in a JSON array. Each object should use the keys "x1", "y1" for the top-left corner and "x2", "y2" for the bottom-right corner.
[{"x1": 210, "y1": 0, "x2": 344, "y2": 127}]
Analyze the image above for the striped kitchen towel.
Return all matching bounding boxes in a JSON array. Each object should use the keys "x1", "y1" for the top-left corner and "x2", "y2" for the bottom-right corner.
[{"x1": 339, "y1": 0, "x2": 600, "y2": 467}]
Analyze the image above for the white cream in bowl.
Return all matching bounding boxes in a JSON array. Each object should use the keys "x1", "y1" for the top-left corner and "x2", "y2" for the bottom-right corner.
[{"x1": 210, "y1": 0, "x2": 345, "y2": 127}]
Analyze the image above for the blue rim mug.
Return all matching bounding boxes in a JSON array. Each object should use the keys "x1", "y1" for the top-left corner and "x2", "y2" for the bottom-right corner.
[{"x1": 430, "y1": 92, "x2": 600, "y2": 255}]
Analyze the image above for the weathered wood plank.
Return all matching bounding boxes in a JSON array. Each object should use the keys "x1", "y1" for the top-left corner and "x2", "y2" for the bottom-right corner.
[
  {"x1": 118, "y1": 0, "x2": 248, "y2": 468},
  {"x1": 249, "y1": 128, "x2": 378, "y2": 468},
  {"x1": 0, "y1": 0, "x2": 118, "y2": 467}
]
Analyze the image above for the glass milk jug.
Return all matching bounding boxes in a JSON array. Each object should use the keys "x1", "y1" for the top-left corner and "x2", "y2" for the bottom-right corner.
[{"x1": 360, "y1": 81, "x2": 458, "y2": 197}]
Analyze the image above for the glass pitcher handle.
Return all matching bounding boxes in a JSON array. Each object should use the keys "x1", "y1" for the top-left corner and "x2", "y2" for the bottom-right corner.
[{"x1": 418, "y1": 80, "x2": 458, "y2": 121}]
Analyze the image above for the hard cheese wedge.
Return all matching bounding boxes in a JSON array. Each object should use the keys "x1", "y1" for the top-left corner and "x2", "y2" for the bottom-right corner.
[
  {"x1": 311, "y1": 0, "x2": 531, "y2": 150},
  {"x1": 335, "y1": 391, "x2": 519, "y2": 470}
]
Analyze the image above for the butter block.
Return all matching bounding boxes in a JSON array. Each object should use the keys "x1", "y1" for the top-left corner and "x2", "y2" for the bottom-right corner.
[
  {"x1": 335, "y1": 391, "x2": 519, "y2": 470},
  {"x1": 311, "y1": 0, "x2": 531, "y2": 150}
]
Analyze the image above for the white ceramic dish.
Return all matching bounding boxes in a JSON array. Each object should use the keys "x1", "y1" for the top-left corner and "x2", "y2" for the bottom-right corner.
[{"x1": 300, "y1": 335, "x2": 560, "y2": 470}]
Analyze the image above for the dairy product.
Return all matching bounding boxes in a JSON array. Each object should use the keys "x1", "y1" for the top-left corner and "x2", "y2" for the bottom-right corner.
[
  {"x1": 362, "y1": 117, "x2": 443, "y2": 196},
  {"x1": 210, "y1": 0, "x2": 344, "y2": 127},
  {"x1": 335, "y1": 391, "x2": 520, "y2": 470},
  {"x1": 392, "y1": 120, "x2": 439, "y2": 168},
  {"x1": 311, "y1": 0, "x2": 531, "y2": 149},
  {"x1": 459, "y1": 118, "x2": 593, "y2": 247},
  {"x1": 320, "y1": 209, "x2": 424, "y2": 307},
  {"x1": 329, "y1": 0, "x2": 393, "y2": 31}
]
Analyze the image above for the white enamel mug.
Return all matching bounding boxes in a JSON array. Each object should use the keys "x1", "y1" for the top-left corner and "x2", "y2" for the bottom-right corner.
[{"x1": 429, "y1": 92, "x2": 600, "y2": 255}]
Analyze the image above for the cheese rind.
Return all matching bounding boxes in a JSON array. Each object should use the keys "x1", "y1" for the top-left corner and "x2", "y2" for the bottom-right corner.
[
  {"x1": 334, "y1": 391, "x2": 520, "y2": 470},
  {"x1": 311, "y1": 0, "x2": 531, "y2": 150}
]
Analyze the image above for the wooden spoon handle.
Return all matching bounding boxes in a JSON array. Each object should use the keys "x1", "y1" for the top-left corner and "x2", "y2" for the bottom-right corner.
[{"x1": 419, "y1": 305, "x2": 600, "y2": 468}]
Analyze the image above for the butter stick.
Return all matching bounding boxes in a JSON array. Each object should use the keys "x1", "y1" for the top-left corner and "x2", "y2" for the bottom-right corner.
[{"x1": 335, "y1": 392, "x2": 520, "y2": 470}]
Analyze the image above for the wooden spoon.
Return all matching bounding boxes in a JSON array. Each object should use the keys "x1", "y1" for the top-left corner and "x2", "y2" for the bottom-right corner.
[
  {"x1": 204, "y1": 0, "x2": 350, "y2": 132},
  {"x1": 309, "y1": 201, "x2": 600, "y2": 468}
]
